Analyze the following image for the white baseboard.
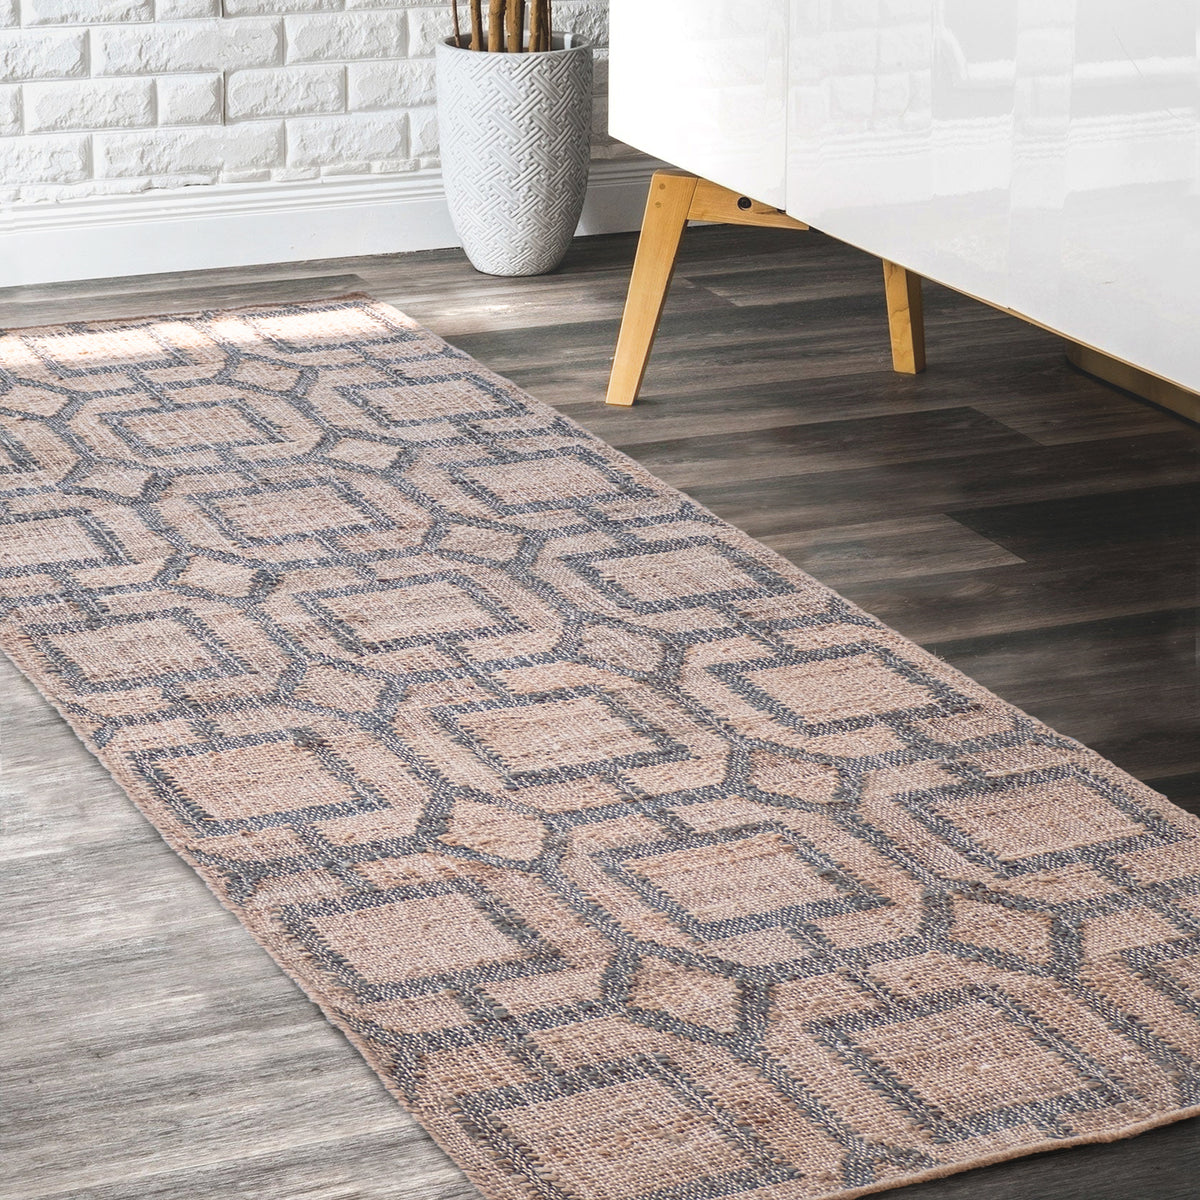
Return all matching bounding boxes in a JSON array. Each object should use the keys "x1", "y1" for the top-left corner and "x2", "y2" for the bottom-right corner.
[{"x1": 1, "y1": 157, "x2": 665, "y2": 289}]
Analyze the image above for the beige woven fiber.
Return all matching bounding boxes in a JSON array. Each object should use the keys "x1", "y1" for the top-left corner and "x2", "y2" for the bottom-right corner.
[{"x1": 2, "y1": 295, "x2": 1199, "y2": 1200}]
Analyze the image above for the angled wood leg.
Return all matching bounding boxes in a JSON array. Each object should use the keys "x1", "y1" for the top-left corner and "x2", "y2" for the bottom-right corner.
[
  {"x1": 606, "y1": 172, "x2": 807, "y2": 407},
  {"x1": 606, "y1": 172, "x2": 924, "y2": 407},
  {"x1": 882, "y1": 259, "x2": 926, "y2": 374},
  {"x1": 605, "y1": 171, "x2": 699, "y2": 407}
]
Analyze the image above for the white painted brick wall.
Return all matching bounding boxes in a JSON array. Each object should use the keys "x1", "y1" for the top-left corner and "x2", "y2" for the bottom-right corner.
[
  {"x1": 0, "y1": 83, "x2": 20, "y2": 133},
  {"x1": 91, "y1": 19, "x2": 284, "y2": 74},
  {"x1": 226, "y1": 65, "x2": 344, "y2": 121},
  {"x1": 157, "y1": 73, "x2": 223, "y2": 125},
  {"x1": 24, "y1": 78, "x2": 155, "y2": 131},
  {"x1": 155, "y1": 0, "x2": 219, "y2": 17},
  {"x1": 0, "y1": 132, "x2": 88, "y2": 186},
  {"x1": 1, "y1": 28, "x2": 87, "y2": 78},
  {"x1": 348, "y1": 60, "x2": 433, "y2": 110},
  {"x1": 22, "y1": 0, "x2": 153, "y2": 24},
  {"x1": 0, "y1": 1, "x2": 628, "y2": 203},
  {"x1": 95, "y1": 120, "x2": 285, "y2": 176},
  {"x1": 285, "y1": 13, "x2": 405, "y2": 63}
]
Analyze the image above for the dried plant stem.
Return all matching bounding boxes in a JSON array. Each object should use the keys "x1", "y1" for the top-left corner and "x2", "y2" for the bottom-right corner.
[
  {"x1": 506, "y1": 0, "x2": 523, "y2": 53},
  {"x1": 529, "y1": 0, "x2": 548, "y2": 52},
  {"x1": 459, "y1": 0, "x2": 543, "y2": 53},
  {"x1": 488, "y1": 0, "x2": 505, "y2": 52}
]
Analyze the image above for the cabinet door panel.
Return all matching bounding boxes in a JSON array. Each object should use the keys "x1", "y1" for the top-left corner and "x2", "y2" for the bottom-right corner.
[
  {"x1": 786, "y1": 1, "x2": 1015, "y2": 307},
  {"x1": 609, "y1": 0, "x2": 789, "y2": 208},
  {"x1": 785, "y1": 0, "x2": 1200, "y2": 392}
]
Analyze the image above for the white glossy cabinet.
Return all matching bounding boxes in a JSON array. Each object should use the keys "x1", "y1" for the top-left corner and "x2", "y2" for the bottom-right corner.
[
  {"x1": 609, "y1": 1, "x2": 1200, "y2": 393},
  {"x1": 607, "y1": 1, "x2": 789, "y2": 208}
]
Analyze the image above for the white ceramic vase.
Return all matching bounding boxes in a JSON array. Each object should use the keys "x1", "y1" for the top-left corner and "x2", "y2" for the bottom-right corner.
[{"x1": 435, "y1": 35, "x2": 593, "y2": 277}]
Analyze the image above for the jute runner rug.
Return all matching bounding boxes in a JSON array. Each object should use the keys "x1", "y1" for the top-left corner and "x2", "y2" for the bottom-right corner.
[{"x1": 1, "y1": 295, "x2": 1198, "y2": 1200}]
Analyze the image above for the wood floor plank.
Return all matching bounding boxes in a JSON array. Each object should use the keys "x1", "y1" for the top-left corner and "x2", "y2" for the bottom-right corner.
[
  {"x1": 683, "y1": 435, "x2": 1197, "y2": 540},
  {"x1": 0, "y1": 223, "x2": 1196, "y2": 1200},
  {"x1": 947, "y1": 483, "x2": 1200, "y2": 554},
  {"x1": 602, "y1": 407, "x2": 1042, "y2": 488},
  {"x1": 0, "y1": 274, "x2": 370, "y2": 329},
  {"x1": 756, "y1": 514, "x2": 1024, "y2": 586},
  {"x1": 832, "y1": 542, "x2": 1197, "y2": 642}
]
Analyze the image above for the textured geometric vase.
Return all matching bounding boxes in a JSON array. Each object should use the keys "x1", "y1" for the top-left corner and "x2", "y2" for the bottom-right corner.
[{"x1": 436, "y1": 35, "x2": 593, "y2": 277}]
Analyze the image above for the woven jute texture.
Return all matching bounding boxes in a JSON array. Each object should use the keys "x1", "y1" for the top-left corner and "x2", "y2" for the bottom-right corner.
[{"x1": 2, "y1": 296, "x2": 1199, "y2": 1200}]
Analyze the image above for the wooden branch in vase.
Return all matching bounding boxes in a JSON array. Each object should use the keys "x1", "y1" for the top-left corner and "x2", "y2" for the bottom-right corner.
[
  {"x1": 506, "y1": 0, "x2": 523, "y2": 53},
  {"x1": 489, "y1": 0, "x2": 505, "y2": 52},
  {"x1": 529, "y1": 0, "x2": 549, "y2": 51},
  {"x1": 456, "y1": 0, "x2": 546, "y2": 52}
]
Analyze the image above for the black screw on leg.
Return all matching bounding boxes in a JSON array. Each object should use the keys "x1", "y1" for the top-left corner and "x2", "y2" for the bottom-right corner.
[{"x1": 737, "y1": 196, "x2": 753, "y2": 210}]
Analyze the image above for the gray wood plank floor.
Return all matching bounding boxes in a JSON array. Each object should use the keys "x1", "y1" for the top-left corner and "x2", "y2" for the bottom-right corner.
[{"x1": 1, "y1": 226, "x2": 1197, "y2": 1199}]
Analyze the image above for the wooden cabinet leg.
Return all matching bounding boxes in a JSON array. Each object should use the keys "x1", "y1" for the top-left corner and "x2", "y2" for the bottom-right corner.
[
  {"x1": 604, "y1": 171, "x2": 699, "y2": 407},
  {"x1": 607, "y1": 177, "x2": 925, "y2": 404},
  {"x1": 882, "y1": 259, "x2": 926, "y2": 374}
]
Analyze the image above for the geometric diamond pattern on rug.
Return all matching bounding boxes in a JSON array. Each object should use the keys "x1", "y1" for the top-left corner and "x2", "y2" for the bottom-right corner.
[
  {"x1": 450, "y1": 693, "x2": 665, "y2": 777},
  {"x1": 309, "y1": 576, "x2": 517, "y2": 651},
  {"x1": 204, "y1": 481, "x2": 382, "y2": 541},
  {"x1": 455, "y1": 450, "x2": 636, "y2": 513},
  {"x1": 33, "y1": 612, "x2": 236, "y2": 691},
  {"x1": 627, "y1": 955, "x2": 743, "y2": 1032},
  {"x1": 0, "y1": 513, "x2": 115, "y2": 566},
  {"x1": 311, "y1": 891, "x2": 529, "y2": 983},
  {"x1": 930, "y1": 773, "x2": 1148, "y2": 863},
  {"x1": 154, "y1": 740, "x2": 362, "y2": 821},
  {"x1": 175, "y1": 555, "x2": 261, "y2": 597},
  {"x1": 491, "y1": 1075, "x2": 762, "y2": 1200},
  {"x1": 747, "y1": 651, "x2": 941, "y2": 724},
  {"x1": 68, "y1": 462, "x2": 156, "y2": 501},
  {"x1": 948, "y1": 895, "x2": 1055, "y2": 964},
  {"x1": 587, "y1": 542, "x2": 762, "y2": 602},
  {"x1": 628, "y1": 831, "x2": 843, "y2": 921},
  {"x1": 116, "y1": 401, "x2": 276, "y2": 452},
  {"x1": 845, "y1": 998, "x2": 1109, "y2": 1129},
  {"x1": 2, "y1": 295, "x2": 1199, "y2": 1200}
]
